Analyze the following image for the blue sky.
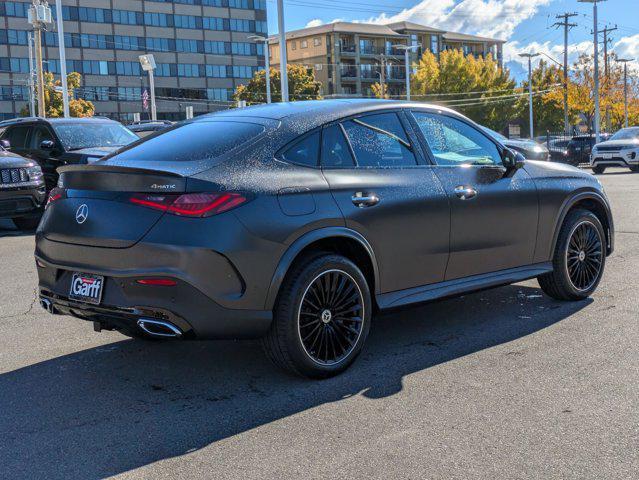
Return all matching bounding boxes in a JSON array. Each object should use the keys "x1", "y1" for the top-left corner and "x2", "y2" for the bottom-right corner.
[{"x1": 265, "y1": 0, "x2": 639, "y2": 82}]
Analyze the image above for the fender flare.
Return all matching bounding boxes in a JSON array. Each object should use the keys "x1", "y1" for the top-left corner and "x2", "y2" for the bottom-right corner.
[
  {"x1": 264, "y1": 227, "x2": 380, "y2": 310},
  {"x1": 550, "y1": 190, "x2": 614, "y2": 257}
]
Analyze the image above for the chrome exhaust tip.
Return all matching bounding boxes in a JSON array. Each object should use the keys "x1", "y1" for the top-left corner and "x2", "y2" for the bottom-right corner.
[
  {"x1": 40, "y1": 298, "x2": 55, "y2": 314},
  {"x1": 137, "y1": 318, "x2": 183, "y2": 338}
]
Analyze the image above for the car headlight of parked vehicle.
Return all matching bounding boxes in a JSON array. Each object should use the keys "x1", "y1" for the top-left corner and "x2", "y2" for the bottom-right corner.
[{"x1": 26, "y1": 165, "x2": 43, "y2": 182}]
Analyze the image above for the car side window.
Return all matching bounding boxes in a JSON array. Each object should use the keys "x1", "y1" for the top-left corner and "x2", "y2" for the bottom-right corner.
[
  {"x1": 413, "y1": 112, "x2": 502, "y2": 167},
  {"x1": 29, "y1": 125, "x2": 55, "y2": 150},
  {"x1": 321, "y1": 124, "x2": 355, "y2": 168},
  {"x1": 280, "y1": 131, "x2": 320, "y2": 167},
  {"x1": 341, "y1": 112, "x2": 417, "y2": 167},
  {"x1": 3, "y1": 125, "x2": 30, "y2": 150}
]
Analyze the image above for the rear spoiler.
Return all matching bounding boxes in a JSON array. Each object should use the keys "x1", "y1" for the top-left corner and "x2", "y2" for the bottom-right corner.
[{"x1": 58, "y1": 164, "x2": 187, "y2": 193}]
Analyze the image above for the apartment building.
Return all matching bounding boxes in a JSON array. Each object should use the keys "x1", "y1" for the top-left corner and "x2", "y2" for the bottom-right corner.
[
  {"x1": 0, "y1": 0, "x2": 267, "y2": 122},
  {"x1": 269, "y1": 21, "x2": 505, "y2": 98}
]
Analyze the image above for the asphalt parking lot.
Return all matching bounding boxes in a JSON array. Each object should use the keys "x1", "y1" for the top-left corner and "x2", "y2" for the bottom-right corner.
[{"x1": 0, "y1": 168, "x2": 637, "y2": 480}]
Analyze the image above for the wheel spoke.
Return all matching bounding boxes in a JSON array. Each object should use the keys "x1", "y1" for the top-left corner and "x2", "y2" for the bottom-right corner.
[
  {"x1": 566, "y1": 221, "x2": 603, "y2": 291},
  {"x1": 297, "y1": 269, "x2": 364, "y2": 365}
]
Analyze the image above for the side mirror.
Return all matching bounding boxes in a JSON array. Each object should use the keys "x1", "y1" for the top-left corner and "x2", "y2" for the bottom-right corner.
[
  {"x1": 40, "y1": 140, "x2": 55, "y2": 150},
  {"x1": 0, "y1": 139, "x2": 10, "y2": 149},
  {"x1": 502, "y1": 148, "x2": 525, "y2": 171}
]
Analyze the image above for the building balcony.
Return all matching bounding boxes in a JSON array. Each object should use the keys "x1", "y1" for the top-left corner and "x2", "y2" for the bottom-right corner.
[{"x1": 340, "y1": 66, "x2": 358, "y2": 79}]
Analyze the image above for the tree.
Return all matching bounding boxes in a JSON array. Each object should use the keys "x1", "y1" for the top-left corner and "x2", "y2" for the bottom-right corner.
[
  {"x1": 234, "y1": 64, "x2": 322, "y2": 104},
  {"x1": 545, "y1": 53, "x2": 639, "y2": 133},
  {"x1": 517, "y1": 59, "x2": 566, "y2": 136},
  {"x1": 22, "y1": 71, "x2": 95, "y2": 118},
  {"x1": 371, "y1": 82, "x2": 390, "y2": 99},
  {"x1": 411, "y1": 49, "x2": 519, "y2": 130}
]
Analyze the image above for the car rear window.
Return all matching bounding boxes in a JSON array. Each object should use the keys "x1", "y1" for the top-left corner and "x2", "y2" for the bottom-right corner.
[{"x1": 108, "y1": 121, "x2": 265, "y2": 165}]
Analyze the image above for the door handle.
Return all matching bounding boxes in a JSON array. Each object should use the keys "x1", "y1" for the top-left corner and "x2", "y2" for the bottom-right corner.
[
  {"x1": 454, "y1": 185, "x2": 477, "y2": 200},
  {"x1": 351, "y1": 193, "x2": 380, "y2": 208}
]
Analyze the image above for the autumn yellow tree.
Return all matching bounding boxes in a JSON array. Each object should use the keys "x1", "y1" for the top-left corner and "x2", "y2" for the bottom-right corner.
[
  {"x1": 234, "y1": 64, "x2": 322, "y2": 104},
  {"x1": 370, "y1": 82, "x2": 390, "y2": 99},
  {"x1": 411, "y1": 49, "x2": 519, "y2": 130},
  {"x1": 517, "y1": 59, "x2": 567, "y2": 135},
  {"x1": 546, "y1": 54, "x2": 638, "y2": 132},
  {"x1": 23, "y1": 71, "x2": 95, "y2": 118}
]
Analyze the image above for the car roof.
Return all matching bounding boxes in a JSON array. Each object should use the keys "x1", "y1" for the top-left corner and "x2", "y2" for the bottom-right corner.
[
  {"x1": 195, "y1": 99, "x2": 461, "y2": 130},
  {"x1": 0, "y1": 117, "x2": 119, "y2": 127}
]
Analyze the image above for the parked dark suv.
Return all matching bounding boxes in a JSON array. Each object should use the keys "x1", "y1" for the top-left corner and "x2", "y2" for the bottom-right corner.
[
  {"x1": 0, "y1": 139, "x2": 46, "y2": 230},
  {"x1": 566, "y1": 133, "x2": 611, "y2": 166},
  {"x1": 36, "y1": 100, "x2": 614, "y2": 378},
  {"x1": 0, "y1": 117, "x2": 139, "y2": 191}
]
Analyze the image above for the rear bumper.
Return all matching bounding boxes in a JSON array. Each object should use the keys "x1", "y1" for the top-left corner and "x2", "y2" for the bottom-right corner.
[
  {"x1": 35, "y1": 239, "x2": 273, "y2": 339},
  {"x1": 0, "y1": 184, "x2": 46, "y2": 218}
]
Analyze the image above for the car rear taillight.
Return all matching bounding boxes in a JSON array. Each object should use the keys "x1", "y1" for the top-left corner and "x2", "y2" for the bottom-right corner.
[
  {"x1": 129, "y1": 192, "x2": 248, "y2": 217},
  {"x1": 46, "y1": 187, "x2": 66, "y2": 208}
]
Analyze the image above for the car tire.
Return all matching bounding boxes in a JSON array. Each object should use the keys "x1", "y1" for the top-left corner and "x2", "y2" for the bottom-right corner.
[
  {"x1": 538, "y1": 209, "x2": 606, "y2": 301},
  {"x1": 592, "y1": 165, "x2": 606, "y2": 174},
  {"x1": 262, "y1": 253, "x2": 372, "y2": 379},
  {"x1": 12, "y1": 215, "x2": 41, "y2": 231},
  {"x1": 630, "y1": 165, "x2": 639, "y2": 173}
]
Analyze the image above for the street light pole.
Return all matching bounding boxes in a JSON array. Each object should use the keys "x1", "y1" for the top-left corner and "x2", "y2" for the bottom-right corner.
[
  {"x1": 277, "y1": 0, "x2": 289, "y2": 102},
  {"x1": 392, "y1": 44, "x2": 421, "y2": 101},
  {"x1": 249, "y1": 35, "x2": 271, "y2": 103},
  {"x1": 27, "y1": 32, "x2": 36, "y2": 117},
  {"x1": 28, "y1": 0, "x2": 52, "y2": 118},
  {"x1": 54, "y1": 0, "x2": 69, "y2": 117},
  {"x1": 617, "y1": 58, "x2": 633, "y2": 128},
  {"x1": 138, "y1": 54, "x2": 157, "y2": 121},
  {"x1": 579, "y1": 0, "x2": 606, "y2": 143},
  {"x1": 519, "y1": 52, "x2": 540, "y2": 139}
]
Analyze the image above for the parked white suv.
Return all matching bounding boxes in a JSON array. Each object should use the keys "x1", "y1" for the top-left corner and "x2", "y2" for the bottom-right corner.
[{"x1": 590, "y1": 127, "x2": 639, "y2": 174}]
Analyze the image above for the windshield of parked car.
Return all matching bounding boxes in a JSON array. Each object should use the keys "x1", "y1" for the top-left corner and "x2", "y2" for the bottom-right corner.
[
  {"x1": 53, "y1": 122, "x2": 139, "y2": 151},
  {"x1": 610, "y1": 127, "x2": 639, "y2": 141}
]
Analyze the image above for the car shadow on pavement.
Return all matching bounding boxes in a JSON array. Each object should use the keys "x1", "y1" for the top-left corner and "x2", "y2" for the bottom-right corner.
[{"x1": 0, "y1": 284, "x2": 591, "y2": 479}]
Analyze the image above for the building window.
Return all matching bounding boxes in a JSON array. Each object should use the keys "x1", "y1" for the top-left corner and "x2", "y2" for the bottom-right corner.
[
  {"x1": 314, "y1": 37, "x2": 321, "y2": 47},
  {"x1": 291, "y1": 41, "x2": 297, "y2": 50},
  {"x1": 301, "y1": 40, "x2": 308, "y2": 49},
  {"x1": 430, "y1": 35, "x2": 439, "y2": 55}
]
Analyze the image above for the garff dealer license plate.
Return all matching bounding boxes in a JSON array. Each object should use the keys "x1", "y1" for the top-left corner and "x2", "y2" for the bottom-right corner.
[{"x1": 69, "y1": 273, "x2": 104, "y2": 305}]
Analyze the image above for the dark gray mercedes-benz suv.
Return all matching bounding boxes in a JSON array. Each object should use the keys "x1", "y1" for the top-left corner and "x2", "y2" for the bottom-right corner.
[{"x1": 35, "y1": 100, "x2": 614, "y2": 378}]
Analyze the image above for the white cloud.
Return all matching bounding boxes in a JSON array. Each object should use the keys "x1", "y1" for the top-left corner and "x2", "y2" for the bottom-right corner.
[
  {"x1": 305, "y1": 19, "x2": 324, "y2": 28},
  {"x1": 612, "y1": 34, "x2": 639, "y2": 71},
  {"x1": 365, "y1": 0, "x2": 552, "y2": 41}
]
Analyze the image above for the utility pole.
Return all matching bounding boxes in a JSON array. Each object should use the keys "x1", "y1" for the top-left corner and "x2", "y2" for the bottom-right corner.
[
  {"x1": 28, "y1": 0, "x2": 52, "y2": 118},
  {"x1": 376, "y1": 54, "x2": 389, "y2": 98},
  {"x1": 600, "y1": 24, "x2": 617, "y2": 132},
  {"x1": 579, "y1": 0, "x2": 606, "y2": 143},
  {"x1": 553, "y1": 13, "x2": 577, "y2": 134},
  {"x1": 277, "y1": 0, "x2": 289, "y2": 102},
  {"x1": 27, "y1": 32, "x2": 36, "y2": 117},
  {"x1": 519, "y1": 52, "x2": 540, "y2": 139},
  {"x1": 617, "y1": 58, "x2": 633, "y2": 128},
  {"x1": 54, "y1": 0, "x2": 69, "y2": 117}
]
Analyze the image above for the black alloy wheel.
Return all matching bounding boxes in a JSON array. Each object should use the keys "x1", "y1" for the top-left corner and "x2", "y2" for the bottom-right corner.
[
  {"x1": 262, "y1": 253, "x2": 371, "y2": 378},
  {"x1": 297, "y1": 269, "x2": 365, "y2": 366},
  {"x1": 538, "y1": 209, "x2": 606, "y2": 301},
  {"x1": 565, "y1": 220, "x2": 604, "y2": 292}
]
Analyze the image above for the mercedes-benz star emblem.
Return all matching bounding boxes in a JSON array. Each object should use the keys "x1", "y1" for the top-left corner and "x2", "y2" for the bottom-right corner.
[{"x1": 75, "y1": 204, "x2": 89, "y2": 224}]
